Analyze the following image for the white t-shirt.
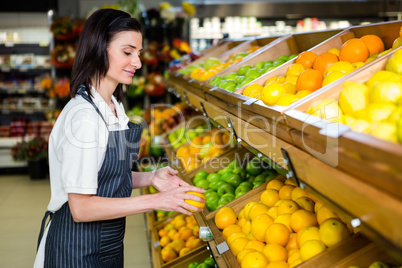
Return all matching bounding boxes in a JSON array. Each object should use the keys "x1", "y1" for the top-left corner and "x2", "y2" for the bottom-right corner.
[{"x1": 34, "y1": 86, "x2": 129, "y2": 267}]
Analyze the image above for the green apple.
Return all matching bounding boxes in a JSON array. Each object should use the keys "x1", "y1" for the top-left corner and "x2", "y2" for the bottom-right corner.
[
  {"x1": 254, "y1": 174, "x2": 267, "y2": 184},
  {"x1": 232, "y1": 52, "x2": 248, "y2": 60},
  {"x1": 223, "y1": 73, "x2": 237, "y2": 80},
  {"x1": 203, "y1": 57, "x2": 221, "y2": 70},
  {"x1": 221, "y1": 171, "x2": 235, "y2": 182},
  {"x1": 247, "y1": 175, "x2": 256, "y2": 184},
  {"x1": 203, "y1": 257, "x2": 216, "y2": 267},
  {"x1": 193, "y1": 175, "x2": 207, "y2": 186},
  {"x1": 273, "y1": 59, "x2": 286, "y2": 67},
  {"x1": 205, "y1": 193, "x2": 219, "y2": 212},
  {"x1": 199, "y1": 142, "x2": 212, "y2": 159},
  {"x1": 220, "y1": 79, "x2": 236, "y2": 90},
  {"x1": 218, "y1": 167, "x2": 232, "y2": 175},
  {"x1": 289, "y1": 54, "x2": 298, "y2": 60},
  {"x1": 209, "y1": 180, "x2": 225, "y2": 191},
  {"x1": 231, "y1": 166, "x2": 242, "y2": 174},
  {"x1": 228, "y1": 160, "x2": 241, "y2": 169},
  {"x1": 239, "y1": 169, "x2": 247, "y2": 180},
  {"x1": 204, "y1": 189, "x2": 216, "y2": 199},
  {"x1": 254, "y1": 61, "x2": 266, "y2": 70},
  {"x1": 238, "y1": 77, "x2": 255, "y2": 88},
  {"x1": 263, "y1": 61, "x2": 274, "y2": 69},
  {"x1": 278, "y1": 55, "x2": 290, "y2": 62},
  {"x1": 235, "y1": 182, "x2": 253, "y2": 196},
  {"x1": 188, "y1": 262, "x2": 199, "y2": 268},
  {"x1": 226, "y1": 84, "x2": 237, "y2": 92},
  {"x1": 244, "y1": 68, "x2": 261, "y2": 80},
  {"x1": 237, "y1": 65, "x2": 252, "y2": 76},
  {"x1": 196, "y1": 179, "x2": 209, "y2": 190},
  {"x1": 217, "y1": 182, "x2": 235, "y2": 196},
  {"x1": 234, "y1": 75, "x2": 245, "y2": 84},
  {"x1": 253, "y1": 181, "x2": 265, "y2": 189},
  {"x1": 368, "y1": 262, "x2": 389, "y2": 268},
  {"x1": 246, "y1": 158, "x2": 263, "y2": 175},
  {"x1": 226, "y1": 174, "x2": 243, "y2": 188},
  {"x1": 209, "y1": 76, "x2": 223, "y2": 86},
  {"x1": 206, "y1": 173, "x2": 221, "y2": 183},
  {"x1": 218, "y1": 193, "x2": 235, "y2": 207}
]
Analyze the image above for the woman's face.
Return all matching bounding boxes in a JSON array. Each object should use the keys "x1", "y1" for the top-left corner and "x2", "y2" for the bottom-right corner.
[{"x1": 106, "y1": 30, "x2": 143, "y2": 86}]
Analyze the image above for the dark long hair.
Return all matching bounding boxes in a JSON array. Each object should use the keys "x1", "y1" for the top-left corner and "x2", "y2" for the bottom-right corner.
[{"x1": 70, "y1": 9, "x2": 143, "y2": 102}]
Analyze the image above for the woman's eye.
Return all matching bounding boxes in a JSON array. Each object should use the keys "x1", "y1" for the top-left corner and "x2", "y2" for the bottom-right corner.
[{"x1": 124, "y1": 52, "x2": 131, "y2": 56}]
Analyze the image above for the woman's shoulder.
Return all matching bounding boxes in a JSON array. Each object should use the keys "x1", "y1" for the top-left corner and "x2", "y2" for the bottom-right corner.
[{"x1": 60, "y1": 95, "x2": 101, "y2": 123}]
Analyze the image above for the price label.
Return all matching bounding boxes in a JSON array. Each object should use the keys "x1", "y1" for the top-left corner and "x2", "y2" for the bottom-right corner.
[{"x1": 216, "y1": 242, "x2": 229, "y2": 255}]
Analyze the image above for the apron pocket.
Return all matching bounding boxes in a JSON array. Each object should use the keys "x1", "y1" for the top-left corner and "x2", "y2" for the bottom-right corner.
[{"x1": 99, "y1": 218, "x2": 126, "y2": 262}]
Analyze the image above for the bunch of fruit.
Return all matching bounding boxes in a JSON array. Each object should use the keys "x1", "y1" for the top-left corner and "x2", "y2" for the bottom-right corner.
[
  {"x1": 179, "y1": 45, "x2": 262, "y2": 81},
  {"x1": 208, "y1": 54, "x2": 297, "y2": 92},
  {"x1": 241, "y1": 33, "x2": 395, "y2": 107},
  {"x1": 349, "y1": 261, "x2": 401, "y2": 268},
  {"x1": 167, "y1": 124, "x2": 209, "y2": 149},
  {"x1": 306, "y1": 48, "x2": 402, "y2": 144},
  {"x1": 158, "y1": 214, "x2": 205, "y2": 263},
  {"x1": 175, "y1": 128, "x2": 234, "y2": 172},
  {"x1": 214, "y1": 178, "x2": 354, "y2": 268},
  {"x1": 187, "y1": 257, "x2": 216, "y2": 268},
  {"x1": 192, "y1": 157, "x2": 278, "y2": 212}
]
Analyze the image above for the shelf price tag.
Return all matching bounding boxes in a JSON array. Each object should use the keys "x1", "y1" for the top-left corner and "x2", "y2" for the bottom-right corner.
[
  {"x1": 153, "y1": 241, "x2": 160, "y2": 248},
  {"x1": 216, "y1": 241, "x2": 230, "y2": 255},
  {"x1": 243, "y1": 98, "x2": 258, "y2": 106}
]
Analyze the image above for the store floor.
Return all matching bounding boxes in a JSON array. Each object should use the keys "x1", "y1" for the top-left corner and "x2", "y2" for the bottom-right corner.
[{"x1": 0, "y1": 174, "x2": 152, "y2": 268}]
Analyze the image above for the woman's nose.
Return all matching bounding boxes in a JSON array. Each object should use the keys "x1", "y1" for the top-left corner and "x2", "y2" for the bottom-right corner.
[{"x1": 132, "y1": 55, "x2": 141, "y2": 69}]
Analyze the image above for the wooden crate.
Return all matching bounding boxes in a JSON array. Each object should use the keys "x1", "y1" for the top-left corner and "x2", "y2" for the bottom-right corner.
[
  {"x1": 205, "y1": 186, "x2": 371, "y2": 268},
  {"x1": 284, "y1": 46, "x2": 402, "y2": 200}
]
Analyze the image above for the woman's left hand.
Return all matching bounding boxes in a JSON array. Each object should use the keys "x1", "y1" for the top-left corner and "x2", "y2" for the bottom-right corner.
[{"x1": 151, "y1": 166, "x2": 189, "y2": 192}]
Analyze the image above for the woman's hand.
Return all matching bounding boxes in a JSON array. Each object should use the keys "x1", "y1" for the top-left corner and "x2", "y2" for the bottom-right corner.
[
  {"x1": 151, "y1": 166, "x2": 189, "y2": 192},
  {"x1": 152, "y1": 185, "x2": 206, "y2": 215}
]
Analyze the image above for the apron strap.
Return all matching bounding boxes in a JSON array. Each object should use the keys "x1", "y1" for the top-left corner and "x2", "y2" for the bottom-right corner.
[
  {"x1": 37, "y1": 210, "x2": 54, "y2": 252},
  {"x1": 77, "y1": 85, "x2": 109, "y2": 128}
]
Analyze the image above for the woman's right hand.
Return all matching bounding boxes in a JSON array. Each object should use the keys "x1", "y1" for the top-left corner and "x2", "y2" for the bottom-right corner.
[{"x1": 152, "y1": 185, "x2": 205, "y2": 215}]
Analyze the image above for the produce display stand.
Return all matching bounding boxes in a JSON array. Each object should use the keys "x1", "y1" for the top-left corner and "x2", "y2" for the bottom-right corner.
[{"x1": 151, "y1": 20, "x2": 402, "y2": 267}]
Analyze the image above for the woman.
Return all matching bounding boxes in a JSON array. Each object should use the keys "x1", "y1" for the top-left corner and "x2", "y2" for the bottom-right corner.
[{"x1": 34, "y1": 9, "x2": 205, "y2": 267}]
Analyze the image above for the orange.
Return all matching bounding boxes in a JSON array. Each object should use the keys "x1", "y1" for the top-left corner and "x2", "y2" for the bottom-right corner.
[
  {"x1": 278, "y1": 185, "x2": 296, "y2": 199},
  {"x1": 202, "y1": 135, "x2": 211, "y2": 144},
  {"x1": 277, "y1": 200, "x2": 300, "y2": 215},
  {"x1": 298, "y1": 226, "x2": 320, "y2": 248},
  {"x1": 274, "y1": 213, "x2": 292, "y2": 233},
  {"x1": 251, "y1": 214, "x2": 274, "y2": 242},
  {"x1": 316, "y1": 206, "x2": 338, "y2": 225},
  {"x1": 241, "y1": 219, "x2": 252, "y2": 236},
  {"x1": 266, "y1": 261, "x2": 290, "y2": 268},
  {"x1": 286, "y1": 232, "x2": 298, "y2": 251},
  {"x1": 184, "y1": 191, "x2": 205, "y2": 212},
  {"x1": 339, "y1": 38, "x2": 370, "y2": 63},
  {"x1": 188, "y1": 237, "x2": 204, "y2": 250},
  {"x1": 296, "y1": 51, "x2": 318, "y2": 69},
  {"x1": 245, "y1": 240, "x2": 266, "y2": 252},
  {"x1": 260, "y1": 189, "x2": 280, "y2": 207},
  {"x1": 191, "y1": 136, "x2": 203, "y2": 146},
  {"x1": 267, "y1": 206, "x2": 278, "y2": 220},
  {"x1": 161, "y1": 246, "x2": 177, "y2": 262},
  {"x1": 295, "y1": 196, "x2": 315, "y2": 213},
  {"x1": 176, "y1": 146, "x2": 190, "y2": 157},
  {"x1": 248, "y1": 203, "x2": 270, "y2": 221},
  {"x1": 178, "y1": 228, "x2": 193, "y2": 241},
  {"x1": 222, "y1": 224, "x2": 242, "y2": 240},
  {"x1": 287, "y1": 250, "x2": 301, "y2": 265},
  {"x1": 313, "y1": 52, "x2": 339, "y2": 74},
  {"x1": 179, "y1": 247, "x2": 191, "y2": 257},
  {"x1": 237, "y1": 218, "x2": 248, "y2": 227},
  {"x1": 215, "y1": 207, "x2": 237, "y2": 229},
  {"x1": 360, "y1": 34, "x2": 385, "y2": 55},
  {"x1": 290, "y1": 210, "x2": 317, "y2": 233},
  {"x1": 265, "y1": 223, "x2": 290, "y2": 246},
  {"x1": 243, "y1": 201, "x2": 259, "y2": 220},
  {"x1": 299, "y1": 240, "x2": 326, "y2": 261},
  {"x1": 227, "y1": 232, "x2": 247, "y2": 247},
  {"x1": 230, "y1": 237, "x2": 249, "y2": 256},
  {"x1": 296, "y1": 69, "x2": 323, "y2": 92},
  {"x1": 241, "y1": 251, "x2": 268, "y2": 268},
  {"x1": 314, "y1": 201, "x2": 324, "y2": 213},
  {"x1": 237, "y1": 248, "x2": 256, "y2": 264},
  {"x1": 319, "y1": 218, "x2": 351, "y2": 247},
  {"x1": 266, "y1": 179, "x2": 285, "y2": 191},
  {"x1": 158, "y1": 229, "x2": 167, "y2": 237},
  {"x1": 262, "y1": 243, "x2": 288, "y2": 262},
  {"x1": 289, "y1": 258, "x2": 303, "y2": 268},
  {"x1": 171, "y1": 239, "x2": 185, "y2": 253},
  {"x1": 160, "y1": 236, "x2": 172, "y2": 247},
  {"x1": 291, "y1": 187, "x2": 309, "y2": 201}
]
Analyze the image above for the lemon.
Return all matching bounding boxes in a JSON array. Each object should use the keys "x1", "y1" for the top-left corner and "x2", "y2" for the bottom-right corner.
[
  {"x1": 322, "y1": 71, "x2": 345, "y2": 87},
  {"x1": 319, "y1": 218, "x2": 351, "y2": 247},
  {"x1": 299, "y1": 240, "x2": 326, "y2": 261},
  {"x1": 350, "y1": 119, "x2": 371, "y2": 133},
  {"x1": 379, "y1": 48, "x2": 393, "y2": 57},
  {"x1": 352, "y1": 62, "x2": 365, "y2": 69},
  {"x1": 286, "y1": 63, "x2": 306, "y2": 77},
  {"x1": 261, "y1": 83, "x2": 286, "y2": 106},
  {"x1": 369, "y1": 122, "x2": 398, "y2": 143},
  {"x1": 386, "y1": 49, "x2": 402, "y2": 75},
  {"x1": 366, "y1": 102, "x2": 396, "y2": 122},
  {"x1": 365, "y1": 54, "x2": 378, "y2": 64},
  {"x1": 387, "y1": 106, "x2": 402, "y2": 124},
  {"x1": 366, "y1": 70, "x2": 402, "y2": 89},
  {"x1": 392, "y1": 37, "x2": 402, "y2": 49},
  {"x1": 276, "y1": 94, "x2": 299, "y2": 106},
  {"x1": 184, "y1": 191, "x2": 205, "y2": 212},
  {"x1": 343, "y1": 114, "x2": 356, "y2": 126},
  {"x1": 339, "y1": 81, "x2": 369, "y2": 118},
  {"x1": 284, "y1": 75, "x2": 299, "y2": 85},
  {"x1": 305, "y1": 99, "x2": 343, "y2": 123},
  {"x1": 324, "y1": 61, "x2": 355, "y2": 76},
  {"x1": 243, "y1": 84, "x2": 263, "y2": 97},
  {"x1": 282, "y1": 82, "x2": 297, "y2": 94},
  {"x1": 296, "y1": 90, "x2": 312, "y2": 99},
  {"x1": 370, "y1": 81, "x2": 402, "y2": 103},
  {"x1": 327, "y1": 47, "x2": 340, "y2": 56}
]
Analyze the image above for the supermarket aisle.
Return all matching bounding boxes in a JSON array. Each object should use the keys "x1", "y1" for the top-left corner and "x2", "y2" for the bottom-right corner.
[{"x1": 0, "y1": 174, "x2": 151, "y2": 268}]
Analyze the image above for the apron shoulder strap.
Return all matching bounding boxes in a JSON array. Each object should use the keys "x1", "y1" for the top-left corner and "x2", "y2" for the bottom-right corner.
[{"x1": 77, "y1": 85, "x2": 109, "y2": 128}]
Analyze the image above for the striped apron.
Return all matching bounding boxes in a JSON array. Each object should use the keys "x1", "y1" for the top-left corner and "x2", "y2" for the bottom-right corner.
[{"x1": 40, "y1": 85, "x2": 142, "y2": 267}]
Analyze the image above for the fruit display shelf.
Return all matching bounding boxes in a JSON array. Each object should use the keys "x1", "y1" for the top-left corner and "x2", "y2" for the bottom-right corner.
[
  {"x1": 200, "y1": 21, "x2": 402, "y2": 144},
  {"x1": 284, "y1": 46, "x2": 402, "y2": 200}
]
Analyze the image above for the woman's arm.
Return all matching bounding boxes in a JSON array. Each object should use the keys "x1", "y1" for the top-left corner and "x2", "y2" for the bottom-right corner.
[{"x1": 68, "y1": 184, "x2": 205, "y2": 222}]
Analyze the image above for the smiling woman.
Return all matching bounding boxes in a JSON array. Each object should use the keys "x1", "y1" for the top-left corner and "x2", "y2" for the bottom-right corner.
[{"x1": 33, "y1": 8, "x2": 205, "y2": 268}]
